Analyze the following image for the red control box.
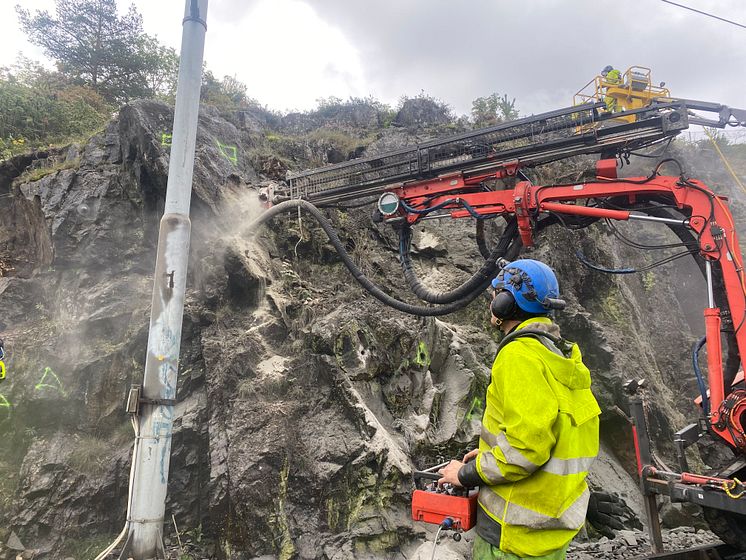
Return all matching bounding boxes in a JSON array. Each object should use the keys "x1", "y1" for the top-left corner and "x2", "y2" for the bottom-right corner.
[{"x1": 411, "y1": 488, "x2": 478, "y2": 530}]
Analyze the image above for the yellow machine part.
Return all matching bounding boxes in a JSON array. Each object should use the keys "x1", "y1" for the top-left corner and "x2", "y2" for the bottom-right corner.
[
  {"x1": 574, "y1": 66, "x2": 671, "y2": 123},
  {"x1": 0, "y1": 361, "x2": 5, "y2": 381}
]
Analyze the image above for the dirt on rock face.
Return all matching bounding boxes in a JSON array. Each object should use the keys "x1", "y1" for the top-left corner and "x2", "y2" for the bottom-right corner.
[{"x1": 0, "y1": 99, "x2": 736, "y2": 559}]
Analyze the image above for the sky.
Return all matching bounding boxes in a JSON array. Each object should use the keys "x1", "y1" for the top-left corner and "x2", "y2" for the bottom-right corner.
[{"x1": 2, "y1": 0, "x2": 746, "y2": 120}]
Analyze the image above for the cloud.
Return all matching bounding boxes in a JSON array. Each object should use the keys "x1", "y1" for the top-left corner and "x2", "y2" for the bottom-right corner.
[
  {"x1": 303, "y1": 0, "x2": 746, "y2": 115},
  {"x1": 3, "y1": 0, "x2": 745, "y2": 117},
  {"x1": 202, "y1": 0, "x2": 366, "y2": 111}
]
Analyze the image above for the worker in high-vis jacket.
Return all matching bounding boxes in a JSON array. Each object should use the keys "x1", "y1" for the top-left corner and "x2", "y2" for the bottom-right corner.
[
  {"x1": 601, "y1": 64, "x2": 622, "y2": 112},
  {"x1": 0, "y1": 338, "x2": 5, "y2": 383},
  {"x1": 438, "y1": 259, "x2": 601, "y2": 559}
]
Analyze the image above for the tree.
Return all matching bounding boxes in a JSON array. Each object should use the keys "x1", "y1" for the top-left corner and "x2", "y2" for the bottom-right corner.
[
  {"x1": 200, "y1": 71, "x2": 254, "y2": 109},
  {"x1": 16, "y1": 0, "x2": 148, "y2": 102},
  {"x1": 200, "y1": 70, "x2": 228, "y2": 107},
  {"x1": 138, "y1": 34, "x2": 179, "y2": 100},
  {"x1": 220, "y1": 75, "x2": 248, "y2": 105},
  {"x1": 5, "y1": 55, "x2": 68, "y2": 94},
  {"x1": 471, "y1": 93, "x2": 519, "y2": 127}
]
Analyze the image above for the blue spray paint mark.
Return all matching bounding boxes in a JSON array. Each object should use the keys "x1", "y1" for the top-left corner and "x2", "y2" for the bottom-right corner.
[
  {"x1": 158, "y1": 403, "x2": 173, "y2": 421},
  {"x1": 159, "y1": 362, "x2": 177, "y2": 399},
  {"x1": 152, "y1": 418, "x2": 174, "y2": 484}
]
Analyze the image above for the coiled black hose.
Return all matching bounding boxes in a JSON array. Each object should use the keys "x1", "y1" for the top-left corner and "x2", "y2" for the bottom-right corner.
[
  {"x1": 244, "y1": 200, "x2": 521, "y2": 316},
  {"x1": 398, "y1": 219, "x2": 519, "y2": 304}
]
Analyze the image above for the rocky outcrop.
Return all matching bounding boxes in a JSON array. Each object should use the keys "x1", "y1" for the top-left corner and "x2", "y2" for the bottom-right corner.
[
  {"x1": 392, "y1": 97, "x2": 452, "y2": 128},
  {"x1": 0, "y1": 99, "x2": 733, "y2": 558}
]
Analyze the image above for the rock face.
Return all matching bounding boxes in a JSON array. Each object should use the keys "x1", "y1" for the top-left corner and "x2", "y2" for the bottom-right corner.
[
  {"x1": 0, "y1": 99, "x2": 739, "y2": 558},
  {"x1": 392, "y1": 97, "x2": 452, "y2": 128}
]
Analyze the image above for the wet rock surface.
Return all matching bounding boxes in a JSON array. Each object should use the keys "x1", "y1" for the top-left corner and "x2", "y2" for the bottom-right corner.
[{"x1": 0, "y1": 99, "x2": 743, "y2": 558}]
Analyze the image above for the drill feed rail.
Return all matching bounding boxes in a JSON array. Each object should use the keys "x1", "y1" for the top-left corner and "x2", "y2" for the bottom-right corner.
[{"x1": 285, "y1": 102, "x2": 689, "y2": 205}]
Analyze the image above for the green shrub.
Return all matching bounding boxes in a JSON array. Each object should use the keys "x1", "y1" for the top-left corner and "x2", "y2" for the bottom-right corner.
[
  {"x1": 0, "y1": 64, "x2": 111, "y2": 160},
  {"x1": 68, "y1": 436, "x2": 111, "y2": 475},
  {"x1": 16, "y1": 158, "x2": 80, "y2": 184}
]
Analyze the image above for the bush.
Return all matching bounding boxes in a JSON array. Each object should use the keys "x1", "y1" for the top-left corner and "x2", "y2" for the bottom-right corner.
[
  {"x1": 68, "y1": 435, "x2": 111, "y2": 475},
  {"x1": 471, "y1": 93, "x2": 518, "y2": 127},
  {"x1": 0, "y1": 62, "x2": 112, "y2": 159}
]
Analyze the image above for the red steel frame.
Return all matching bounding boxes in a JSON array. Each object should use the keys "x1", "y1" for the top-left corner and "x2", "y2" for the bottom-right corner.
[{"x1": 391, "y1": 161, "x2": 746, "y2": 449}]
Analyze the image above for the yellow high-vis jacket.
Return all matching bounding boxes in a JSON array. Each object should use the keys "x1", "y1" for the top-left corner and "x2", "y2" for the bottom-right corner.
[
  {"x1": 459, "y1": 317, "x2": 601, "y2": 557},
  {"x1": 606, "y1": 69, "x2": 622, "y2": 84}
]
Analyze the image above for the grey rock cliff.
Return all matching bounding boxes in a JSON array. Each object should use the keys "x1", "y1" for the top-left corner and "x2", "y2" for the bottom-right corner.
[{"x1": 0, "y1": 99, "x2": 729, "y2": 558}]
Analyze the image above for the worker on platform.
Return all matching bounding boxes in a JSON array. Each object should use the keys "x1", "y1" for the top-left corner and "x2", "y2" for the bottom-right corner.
[
  {"x1": 601, "y1": 65, "x2": 622, "y2": 113},
  {"x1": 438, "y1": 259, "x2": 601, "y2": 559}
]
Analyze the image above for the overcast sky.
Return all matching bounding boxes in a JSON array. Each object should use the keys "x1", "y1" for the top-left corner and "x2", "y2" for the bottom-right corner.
[{"x1": 2, "y1": 0, "x2": 745, "y2": 118}]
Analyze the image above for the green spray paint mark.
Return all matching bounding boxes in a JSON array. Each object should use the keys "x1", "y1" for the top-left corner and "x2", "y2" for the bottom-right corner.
[
  {"x1": 0, "y1": 394, "x2": 10, "y2": 419},
  {"x1": 216, "y1": 140, "x2": 238, "y2": 165},
  {"x1": 464, "y1": 396, "x2": 484, "y2": 421},
  {"x1": 35, "y1": 367, "x2": 67, "y2": 396},
  {"x1": 161, "y1": 133, "x2": 172, "y2": 147},
  {"x1": 414, "y1": 341, "x2": 431, "y2": 368}
]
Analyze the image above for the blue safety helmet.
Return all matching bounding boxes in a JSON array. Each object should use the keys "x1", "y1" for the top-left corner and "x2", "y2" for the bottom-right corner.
[
  {"x1": 491, "y1": 259, "x2": 560, "y2": 314},
  {"x1": 602, "y1": 65, "x2": 613, "y2": 74}
]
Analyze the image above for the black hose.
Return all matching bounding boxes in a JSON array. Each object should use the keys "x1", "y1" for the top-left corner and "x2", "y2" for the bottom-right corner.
[
  {"x1": 597, "y1": 196, "x2": 739, "y2": 395},
  {"x1": 630, "y1": 198, "x2": 739, "y2": 392},
  {"x1": 476, "y1": 220, "x2": 491, "y2": 260},
  {"x1": 575, "y1": 250, "x2": 637, "y2": 274},
  {"x1": 692, "y1": 336, "x2": 710, "y2": 417},
  {"x1": 398, "y1": 219, "x2": 519, "y2": 304},
  {"x1": 244, "y1": 200, "x2": 521, "y2": 316}
]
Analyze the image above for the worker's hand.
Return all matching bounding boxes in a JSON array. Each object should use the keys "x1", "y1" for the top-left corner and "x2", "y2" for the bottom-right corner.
[
  {"x1": 437, "y1": 460, "x2": 464, "y2": 487},
  {"x1": 462, "y1": 449, "x2": 479, "y2": 463},
  {"x1": 586, "y1": 491, "x2": 639, "y2": 539}
]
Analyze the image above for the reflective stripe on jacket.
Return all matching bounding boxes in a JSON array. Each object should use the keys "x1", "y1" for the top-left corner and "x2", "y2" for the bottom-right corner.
[{"x1": 466, "y1": 317, "x2": 601, "y2": 557}]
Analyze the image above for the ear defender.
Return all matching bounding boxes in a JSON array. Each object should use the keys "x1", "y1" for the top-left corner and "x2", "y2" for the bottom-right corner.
[{"x1": 491, "y1": 290, "x2": 518, "y2": 320}]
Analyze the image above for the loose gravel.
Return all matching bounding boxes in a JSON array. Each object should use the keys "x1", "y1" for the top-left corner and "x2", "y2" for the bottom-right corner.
[{"x1": 568, "y1": 527, "x2": 723, "y2": 559}]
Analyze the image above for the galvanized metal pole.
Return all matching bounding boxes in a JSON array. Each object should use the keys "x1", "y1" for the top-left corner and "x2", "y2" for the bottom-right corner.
[{"x1": 119, "y1": 1, "x2": 208, "y2": 558}]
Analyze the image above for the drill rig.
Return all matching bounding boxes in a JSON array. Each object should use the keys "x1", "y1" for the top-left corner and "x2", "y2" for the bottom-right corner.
[{"x1": 251, "y1": 81, "x2": 746, "y2": 550}]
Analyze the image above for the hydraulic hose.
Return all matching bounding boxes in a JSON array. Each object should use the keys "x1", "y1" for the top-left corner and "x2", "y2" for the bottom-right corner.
[
  {"x1": 638, "y1": 198, "x2": 740, "y2": 393},
  {"x1": 601, "y1": 196, "x2": 740, "y2": 394},
  {"x1": 398, "y1": 219, "x2": 519, "y2": 304},
  {"x1": 476, "y1": 220, "x2": 491, "y2": 260},
  {"x1": 244, "y1": 200, "x2": 521, "y2": 316},
  {"x1": 692, "y1": 336, "x2": 710, "y2": 417}
]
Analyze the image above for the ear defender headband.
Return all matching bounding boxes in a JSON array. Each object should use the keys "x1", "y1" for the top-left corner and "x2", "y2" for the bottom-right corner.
[{"x1": 490, "y1": 260, "x2": 567, "y2": 321}]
